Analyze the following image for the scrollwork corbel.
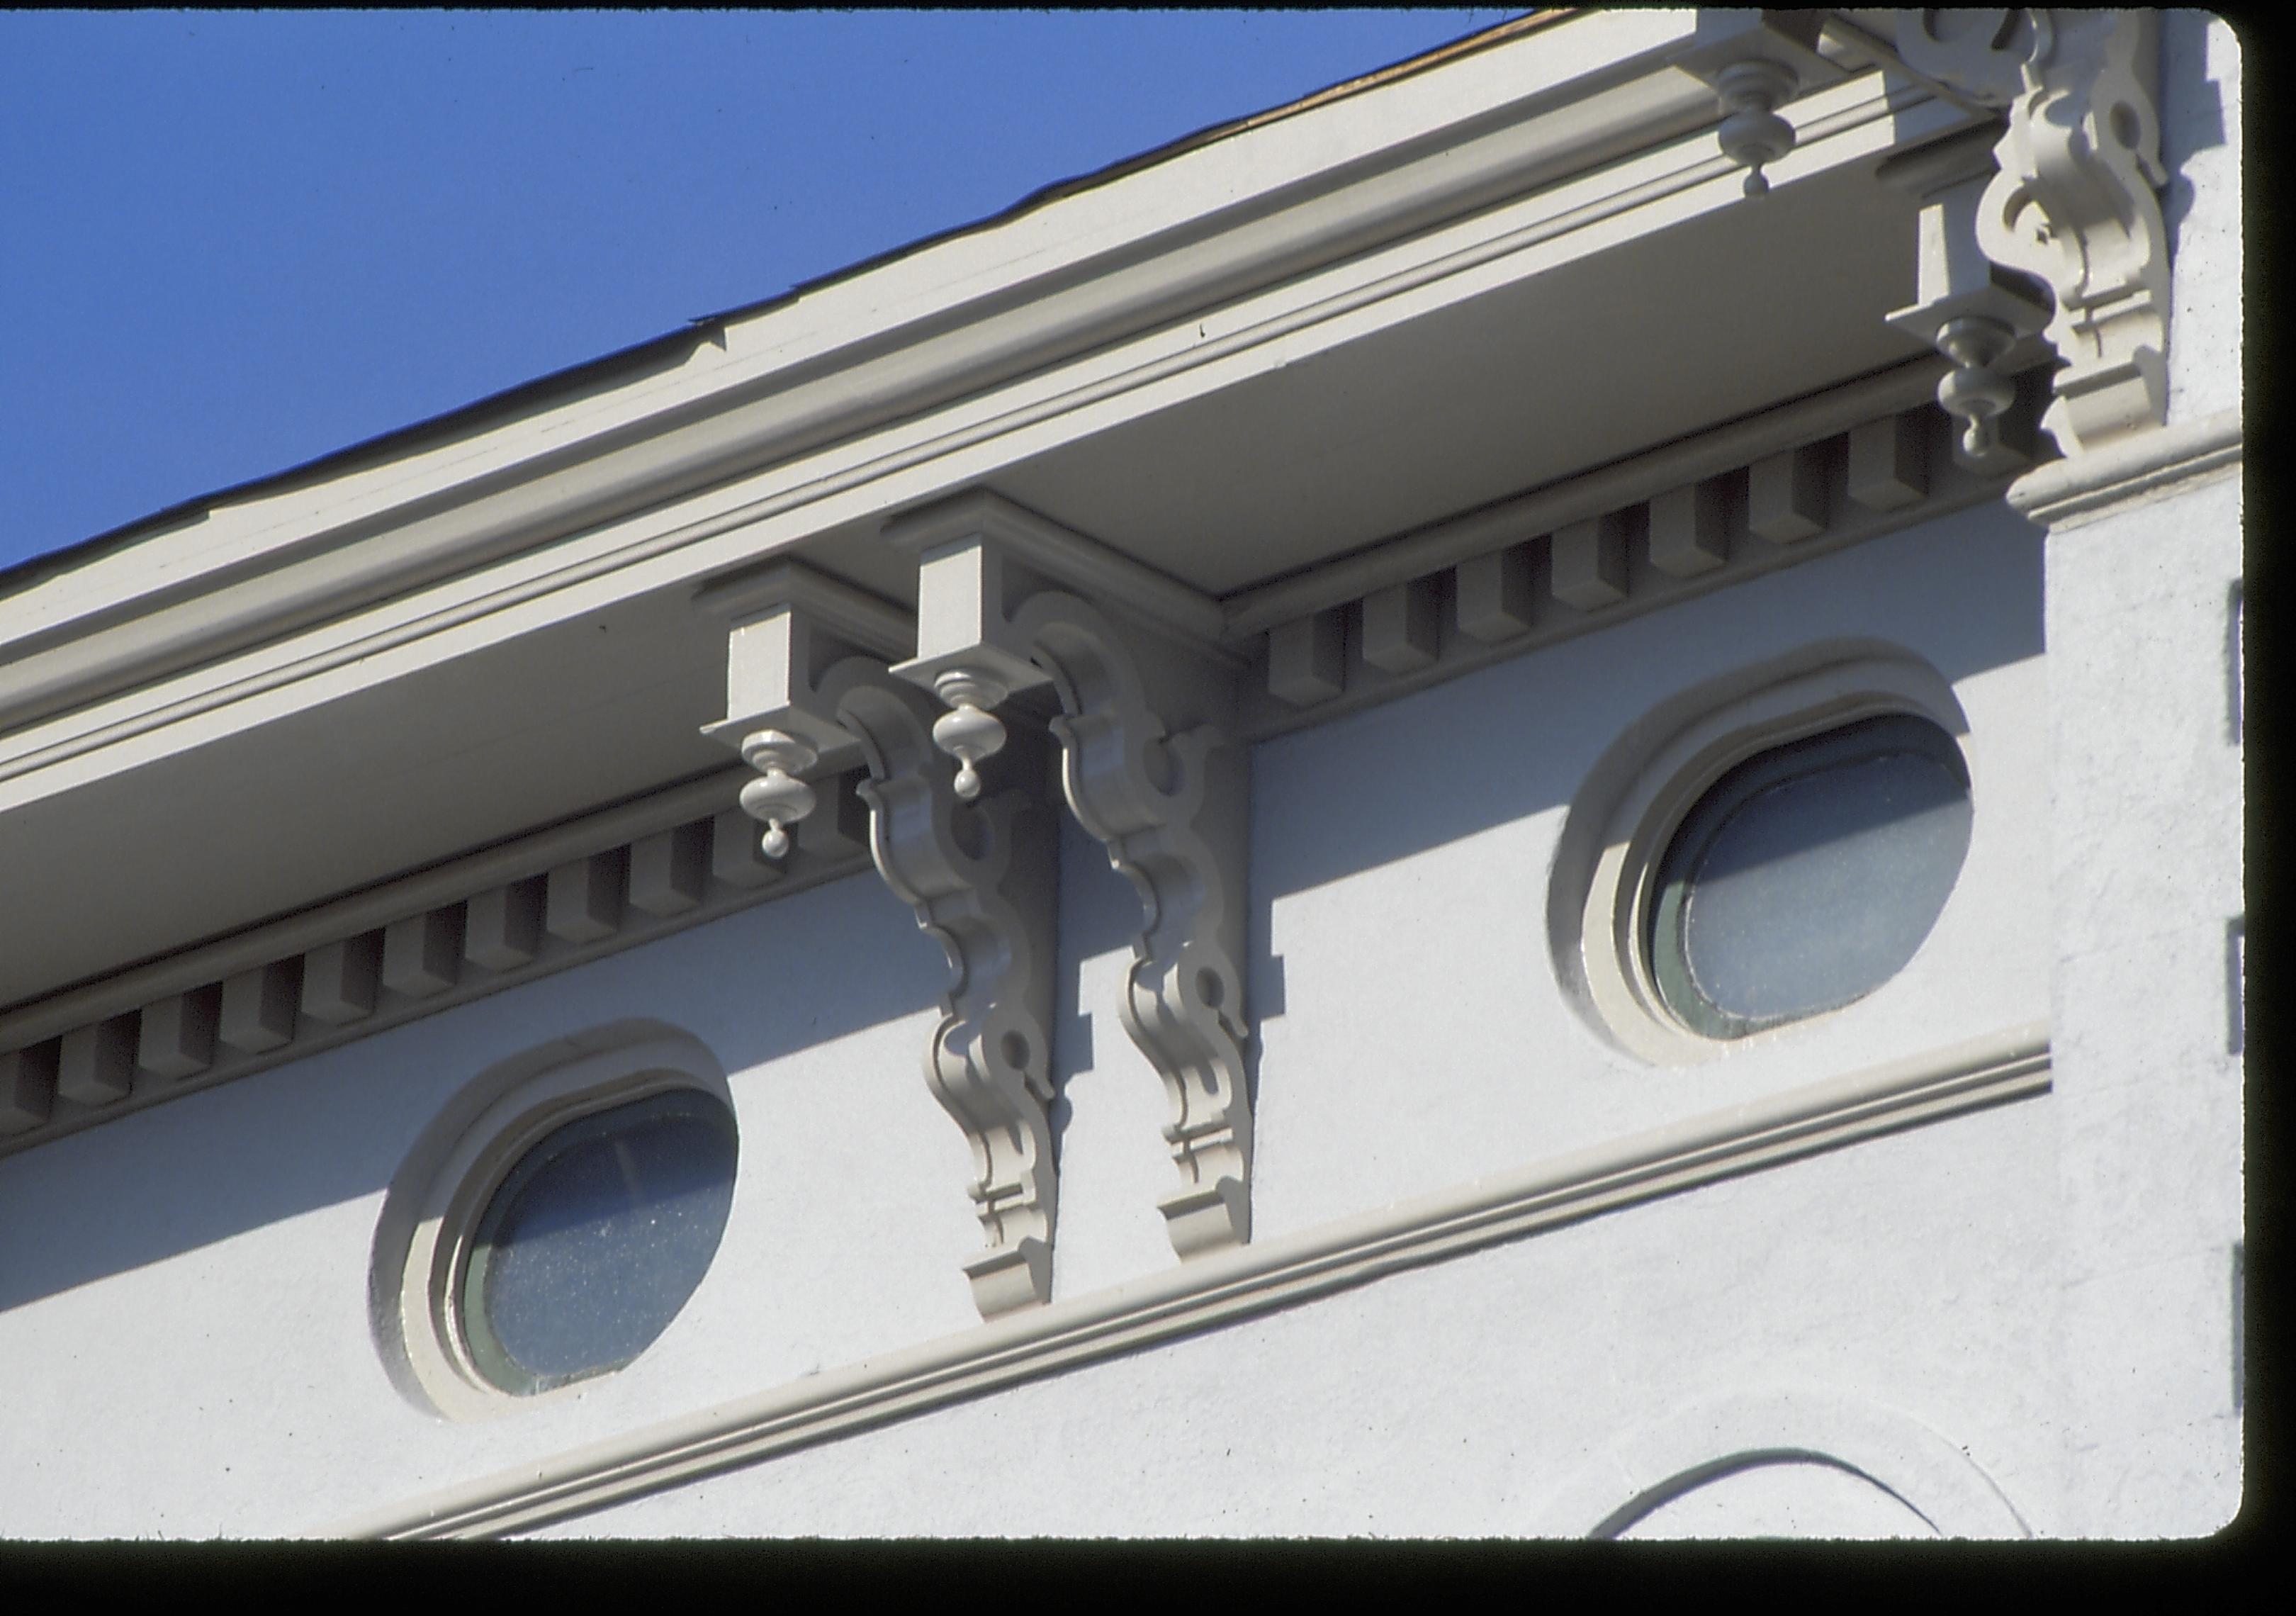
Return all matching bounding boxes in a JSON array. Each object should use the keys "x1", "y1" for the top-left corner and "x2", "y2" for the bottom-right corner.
[
  {"x1": 884, "y1": 493, "x2": 1256, "y2": 1261},
  {"x1": 699, "y1": 563, "x2": 1062, "y2": 1319},
  {"x1": 1891, "y1": 9, "x2": 2170, "y2": 456}
]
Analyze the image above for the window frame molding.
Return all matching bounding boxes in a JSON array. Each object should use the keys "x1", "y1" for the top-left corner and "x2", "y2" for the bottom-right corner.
[
  {"x1": 371, "y1": 1022, "x2": 736, "y2": 1423},
  {"x1": 1557, "y1": 647, "x2": 1971, "y2": 1066}
]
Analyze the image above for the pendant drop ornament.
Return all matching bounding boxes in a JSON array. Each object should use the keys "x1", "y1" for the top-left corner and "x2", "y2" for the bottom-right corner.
[
  {"x1": 930, "y1": 670, "x2": 1011, "y2": 802},
  {"x1": 738, "y1": 729, "x2": 819, "y2": 858}
]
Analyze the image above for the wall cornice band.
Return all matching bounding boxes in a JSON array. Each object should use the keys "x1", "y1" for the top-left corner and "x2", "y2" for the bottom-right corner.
[
  {"x1": 2006, "y1": 406, "x2": 2242, "y2": 528},
  {"x1": 325, "y1": 1021, "x2": 2052, "y2": 1541}
]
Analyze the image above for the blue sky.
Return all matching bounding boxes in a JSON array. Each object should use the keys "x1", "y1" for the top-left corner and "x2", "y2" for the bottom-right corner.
[{"x1": 0, "y1": 10, "x2": 1519, "y2": 573}]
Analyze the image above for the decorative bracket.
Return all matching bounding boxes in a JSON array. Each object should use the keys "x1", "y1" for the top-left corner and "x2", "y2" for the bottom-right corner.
[
  {"x1": 1888, "y1": 10, "x2": 2170, "y2": 456},
  {"x1": 699, "y1": 562, "x2": 1061, "y2": 1319},
  {"x1": 1880, "y1": 126, "x2": 2052, "y2": 472},
  {"x1": 1679, "y1": 11, "x2": 1846, "y2": 196},
  {"x1": 884, "y1": 492, "x2": 1256, "y2": 1261}
]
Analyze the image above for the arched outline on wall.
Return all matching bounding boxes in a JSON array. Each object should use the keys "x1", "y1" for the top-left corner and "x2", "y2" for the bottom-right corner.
[
  {"x1": 368, "y1": 1018, "x2": 736, "y2": 1422},
  {"x1": 1546, "y1": 639, "x2": 1972, "y2": 1066},
  {"x1": 1525, "y1": 1386, "x2": 2032, "y2": 1539}
]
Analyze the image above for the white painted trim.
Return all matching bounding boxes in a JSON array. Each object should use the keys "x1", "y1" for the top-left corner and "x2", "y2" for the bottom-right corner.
[
  {"x1": 0, "y1": 12, "x2": 1717, "y2": 731},
  {"x1": 1236, "y1": 381, "x2": 2035, "y2": 739},
  {"x1": 377, "y1": 1028, "x2": 738, "y2": 1422},
  {"x1": 0, "y1": 72, "x2": 1972, "y2": 810},
  {"x1": 1559, "y1": 648, "x2": 1974, "y2": 1066},
  {"x1": 0, "y1": 383, "x2": 2015, "y2": 1154},
  {"x1": 883, "y1": 490, "x2": 1226, "y2": 649},
  {"x1": 2005, "y1": 408, "x2": 2242, "y2": 528},
  {"x1": 322, "y1": 1021, "x2": 2049, "y2": 1539}
]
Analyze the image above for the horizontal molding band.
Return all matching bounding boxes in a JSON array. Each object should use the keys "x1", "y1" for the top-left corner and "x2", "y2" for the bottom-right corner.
[
  {"x1": 330, "y1": 1021, "x2": 2052, "y2": 1541},
  {"x1": 2005, "y1": 408, "x2": 2243, "y2": 527},
  {"x1": 0, "y1": 372, "x2": 2029, "y2": 1149}
]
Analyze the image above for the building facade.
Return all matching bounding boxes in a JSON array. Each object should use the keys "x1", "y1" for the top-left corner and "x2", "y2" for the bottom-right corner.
[{"x1": 0, "y1": 9, "x2": 2244, "y2": 1537}]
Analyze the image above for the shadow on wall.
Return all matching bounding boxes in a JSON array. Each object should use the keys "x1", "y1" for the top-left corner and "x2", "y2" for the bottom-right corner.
[
  {"x1": 1243, "y1": 511, "x2": 2043, "y2": 1019},
  {"x1": 0, "y1": 515, "x2": 2045, "y2": 1313},
  {"x1": 1529, "y1": 1386, "x2": 2033, "y2": 1538},
  {"x1": 0, "y1": 868, "x2": 942, "y2": 1313}
]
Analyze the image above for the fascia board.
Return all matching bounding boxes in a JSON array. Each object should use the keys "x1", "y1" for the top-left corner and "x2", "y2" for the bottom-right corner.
[
  {"x1": 0, "y1": 71, "x2": 1969, "y2": 817},
  {"x1": 0, "y1": 11, "x2": 1710, "y2": 722}
]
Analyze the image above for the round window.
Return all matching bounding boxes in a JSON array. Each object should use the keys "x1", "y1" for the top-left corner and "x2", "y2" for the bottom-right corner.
[
  {"x1": 459, "y1": 1087, "x2": 738, "y2": 1396},
  {"x1": 1646, "y1": 714, "x2": 1972, "y2": 1038}
]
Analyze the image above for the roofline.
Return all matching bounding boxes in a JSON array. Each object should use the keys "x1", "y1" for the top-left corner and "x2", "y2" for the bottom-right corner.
[{"x1": 2, "y1": 9, "x2": 1567, "y2": 595}]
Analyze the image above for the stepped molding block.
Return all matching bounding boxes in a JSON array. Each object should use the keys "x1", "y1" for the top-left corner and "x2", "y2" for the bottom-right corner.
[
  {"x1": 1880, "y1": 125, "x2": 2052, "y2": 474},
  {"x1": 700, "y1": 562, "x2": 1060, "y2": 1318},
  {"x1": 886, "y1": 493, "x2": 1256, "y2": 1261},
  {"x1": 1891, "y1": 9, "x2": 2169, "y2": 456}
]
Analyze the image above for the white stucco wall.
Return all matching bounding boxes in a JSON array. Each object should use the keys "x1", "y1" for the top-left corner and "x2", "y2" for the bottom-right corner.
[
  {"x1": 2040, "y1": 466, "x2": 2244, "y2": 1537},
  {"x1": 0, "y1": 494, "x2": 2092, "y2": 1538},
  {"x1": 534, "y1": 1089, "x2": 2064, "y2": 1537},
  {"x1": 2162, "y1": 11, "x2": 2242, "y2": 428}
]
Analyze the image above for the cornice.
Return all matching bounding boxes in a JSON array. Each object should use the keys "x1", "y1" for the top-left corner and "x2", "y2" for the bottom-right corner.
[
  {"x1": 2005, "y1": 407, "x2": 2243, "y2": 528},
  {"x1": 0, "y1": 69, "x2": 1974, "y2": 832},
  {"x1": 0, "y1": 11, "x2": 1721, "y2": 738},
  {"x1": 324, "y1": 1021, "x2": 2051, "y2": 1540},
  {"x1": 0, "y1": 374, "x2": 2039, "y2": 1145}
]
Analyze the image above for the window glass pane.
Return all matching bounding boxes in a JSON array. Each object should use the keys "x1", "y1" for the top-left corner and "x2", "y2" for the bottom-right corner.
[
  {"x1": 465, "y1": 1091, "x2": 736, "y2": 1394},
  {"x1": 1653, "y1": 717, "x2": 1971, "y2": 1036}
]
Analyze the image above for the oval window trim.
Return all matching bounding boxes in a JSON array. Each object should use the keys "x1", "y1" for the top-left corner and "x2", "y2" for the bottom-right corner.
[
  {"x1": 1643, "y1": 713, "x2": 1972, "y2": 1039},
  {"x1": 459, "y1": 1087, "x2": 738, "y2": 1398},
  {"x1": 371, "y1": 1023, "x2": 737, "y2": 1420},
  {"x1": 1552, "y1": 649, "x2": 1975, "y2": 1066}
]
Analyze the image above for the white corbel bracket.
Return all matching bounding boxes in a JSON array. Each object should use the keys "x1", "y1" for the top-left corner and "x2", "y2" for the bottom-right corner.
[
  {"x1": 698, "y1": 561, "x2": 1062, "y2": 1320},
  {"x1": 1890, "y1": 9, "x2": 2170, "y2": 456},
  {"x1": 1881, "y1": 127, "x2": 2052, "y2": 473},
  {"x1": 884, "y1": 492, "x2": 1256, "y2": 1261},
  {"x1": 1679, "y1": 11, "x2": 1846, "y2": 196}
]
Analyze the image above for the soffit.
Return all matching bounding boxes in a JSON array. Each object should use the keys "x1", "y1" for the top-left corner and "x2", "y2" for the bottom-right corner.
[{"x1": 986, "y1": 159, "x2": 1923, "y2": 596}]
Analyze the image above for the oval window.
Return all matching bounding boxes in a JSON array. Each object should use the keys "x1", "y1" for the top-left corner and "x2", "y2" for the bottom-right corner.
[
  {"x1": 1647, "y1": 714, "x2": 1971, "y2": 1038},
  {"x1": 460, "y1": 1088, "x2": 738, "y2": 1396}
]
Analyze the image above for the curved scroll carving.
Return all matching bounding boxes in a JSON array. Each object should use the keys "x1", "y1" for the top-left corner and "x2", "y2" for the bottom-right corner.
[
  {"x1": 823, "y1": 672, "x2": 1060, "y2": 1318},
  {"x1": 1975, "y1": 10, "x2": 2168, "y2": 454},
  {"x1": 1894, "y1": 10, "x2": 2037, "y2": 108},
  {"x1": 889, "y1": 500, "x2": 1254, "y2": 1259},
  {"x1": 1897, "y1": 9, "x2": 2168, "y2": 456},
  {"x1": 699, "y1": 563, "x2": 1059, "y2": 1318},
  {"x1": 1019, "y1": 605, "x2": 1253, "y2": 1257}
]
